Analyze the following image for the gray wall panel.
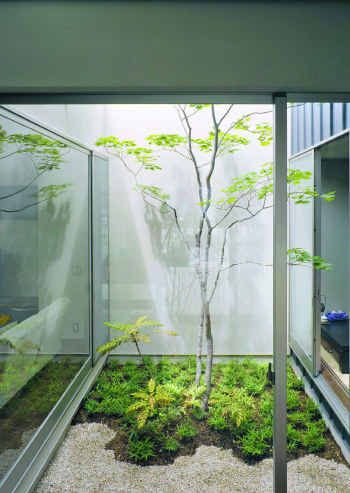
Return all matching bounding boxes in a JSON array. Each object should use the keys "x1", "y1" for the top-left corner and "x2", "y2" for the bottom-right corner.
[{"x1": 0, "y1": 2, "x2": 350, "y2": 93}]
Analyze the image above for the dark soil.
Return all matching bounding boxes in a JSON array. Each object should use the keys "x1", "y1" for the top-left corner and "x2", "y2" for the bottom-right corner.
[
  {"x1": 74, "y1": 410, "x2": 235, "y2": 465},
  {"x1": 74, "y1": 408, "x2": 349, "y2": 467}
]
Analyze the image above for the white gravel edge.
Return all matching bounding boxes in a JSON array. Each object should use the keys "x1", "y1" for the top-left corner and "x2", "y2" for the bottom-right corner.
[{"x1": 35, "y1": 423, "x2": 350, "y2": 493}]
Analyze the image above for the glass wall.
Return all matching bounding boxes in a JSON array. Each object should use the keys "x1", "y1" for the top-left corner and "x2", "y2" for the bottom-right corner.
[
  {"x1": 317, "y1": 135, "x2": 350, "y2": 425},
  {"x1": 0, "y1": 109, "x2": 108, "y2": 482},
  {"x1": 289, "y1": 149, "x2": 315, "y2": 371},
  {"x1": 289, "y1": 113, "x2": 350, "y2": 432}
]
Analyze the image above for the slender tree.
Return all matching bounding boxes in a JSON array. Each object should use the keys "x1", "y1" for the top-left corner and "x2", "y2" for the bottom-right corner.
[{"x1": 97, "y1": 104, "x2": 333, "y2": 408}]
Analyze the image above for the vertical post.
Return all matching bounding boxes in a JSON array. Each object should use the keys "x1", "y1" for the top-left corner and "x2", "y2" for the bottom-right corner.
[
  {"x1": 273, "y1": 94, "x2": 288, "y2": 493},
  {"x1": 313, "y1": 149, "x2": 321, "y2": 376},
  {"x1": 88, "y1": 150, "x2": 94, "y2": 365}
]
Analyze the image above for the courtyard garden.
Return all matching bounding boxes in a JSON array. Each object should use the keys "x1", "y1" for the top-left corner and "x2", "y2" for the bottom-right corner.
[{"x1": 75, "y1": 357, "x2": 345, "y2": 466}]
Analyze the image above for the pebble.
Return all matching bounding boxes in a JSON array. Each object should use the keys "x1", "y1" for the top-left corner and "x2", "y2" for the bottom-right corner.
[{"x1": 35, "y1": 423, "x2": 350, "y2": 493}]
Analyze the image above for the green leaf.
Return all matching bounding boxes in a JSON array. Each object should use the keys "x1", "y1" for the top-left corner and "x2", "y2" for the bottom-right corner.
[
  {"x1": 188, "y1": 104, "x2": 210, "y2": 110},
  {"x1": 288, "y1": 248, "x2": 332, "y2": 271},
  {"x1": 148, "y1": 378, "x2": 156, "y2": 394},
  {"x1": 252, "y1": 123, "x2": 273, "y2": 146},
  {"x1": 320, "y1": 191, "x2": 336, "y2": 202},
  {"x1": 39, "y1": 184, "x2": 70, "y2": 200},
  {"x1": 136, "y1": 184, "x2": 170, "y2": 202},
  {"x1": 96, "y1": 136, "x2": 161, "y2": 170},
  {"x1": 98, "y1": 315, "x2": 173, "y2": 356},
  {"x1": 146, "y1": 134, "x2": 186, "y2": 148}
]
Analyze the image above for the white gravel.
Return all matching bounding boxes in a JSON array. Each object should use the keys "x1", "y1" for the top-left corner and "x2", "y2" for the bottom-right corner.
[{"x1": 35, "y1": 422, "x2": 350, "y2": 493}]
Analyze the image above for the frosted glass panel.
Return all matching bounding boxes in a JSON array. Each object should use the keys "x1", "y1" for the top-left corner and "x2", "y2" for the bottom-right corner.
[
  {"x1": 108, "y1": 104, "x2": 273, "y2": 356},
  {"x1": 289, "y1": 149, "x2": 315, "y2": 367}
]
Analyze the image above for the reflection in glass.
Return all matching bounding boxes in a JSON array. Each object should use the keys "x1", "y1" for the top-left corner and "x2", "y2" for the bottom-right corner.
[{"x1": 0, "y1": 116, "x2": 90, "y2": 479}]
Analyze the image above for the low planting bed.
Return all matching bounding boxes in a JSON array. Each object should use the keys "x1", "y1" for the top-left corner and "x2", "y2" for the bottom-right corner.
[{"x1": 75, "y1": 357, "x2": 346, "y2": 465}]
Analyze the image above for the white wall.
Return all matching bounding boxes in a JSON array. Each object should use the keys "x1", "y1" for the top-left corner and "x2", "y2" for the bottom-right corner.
[
  {"x1": 1, "y1": 2, "x2": 350, "y2": 94},
  {"x1": 11, "y1": 104, "x2": 274, "y2": 355}
]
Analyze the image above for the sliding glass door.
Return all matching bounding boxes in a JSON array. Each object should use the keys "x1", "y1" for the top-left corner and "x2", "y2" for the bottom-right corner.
[{"x1": 289, "y1": 149, "x2": 316, "y2": 374}]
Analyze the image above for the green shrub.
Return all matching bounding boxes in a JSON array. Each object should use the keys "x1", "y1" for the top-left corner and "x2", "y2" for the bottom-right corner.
[
  {"x1": 208, "y1": 413, "x2": 229, "y2": 431},
  {"x1": 302, "y1": 421, "x2": 326, "y2": 453},
  {"x1": 191, "y1": 406, "x2": 207, "y2": 421},
  {"x1": 182, "y1": 384, "x2": 206, "y2": 411},
  {"x1": 304, "y1": 398, "x2": 321, "y2": 419},
  {"x1": 158, "y1": 406, "x2": 183, "y2": 425},
  {"x1": 127, "y1": 437, "x2": 156, "y2": 462},
  {"x1": 287, "y1": 389, "x2": 301, "y2": 411},
  {"x1": 241, "y1": 425, "x2": 271, "y2": 459},
  {"x1": 288, "y1": 411, "x2": 308, "y2": 426},
  {"x1": 163, "y1": 437, "x2": 180, "y2": 452},
  {"x1": 176, "y1": 421, "x2": 197, "y2": 440},
  {"x1": 287, "y1": 366, "x2": 304, "y2": 391},
  {"x1": 127, "y1": 378, "x2": 174, "y2": 428},
  {"x1": 260, "y1": 394, "x2": 273, "y2": 418},
  {"x1": 209, "y1": 386, "x2": 254, "y2": 430},
  {"x1": 82, "y1": 357, "x2": 329, "y2": 464},
  {"x1": 84, "y1": 398, "x2": 100, "y2": 415},
  {"x1": 287, "y1": 424, "x2": 302, "y2": 453}
]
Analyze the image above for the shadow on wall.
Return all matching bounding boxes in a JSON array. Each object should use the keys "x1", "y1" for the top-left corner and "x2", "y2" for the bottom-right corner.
[{"x1": 106, "y1": 104, "x2": 273, "y2": 356}]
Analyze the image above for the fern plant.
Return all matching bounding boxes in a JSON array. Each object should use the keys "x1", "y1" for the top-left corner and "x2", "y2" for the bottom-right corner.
[
  {"x1": 127, "y1": 378, "x2": 174, "y2": 429},
  {"x1": 97, "y1": 315, "x2": 177, "y2": 360},
  {"x1": 209, "y1": 386, "x2": 255, "y2": 430},
  {"x1": 182, "y1": 384, "x2": 206, "y2": 411},
  {"x1": 127, "y1": 437, "x2": 155, "y2": 462}
]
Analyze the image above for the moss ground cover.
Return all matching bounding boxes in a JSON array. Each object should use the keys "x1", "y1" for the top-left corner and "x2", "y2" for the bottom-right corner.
[
  {"x1": 0, "y1": 357, "x2": 83, "y2": 455},
  {"x1": 77, "y1": 357, "x2": 345, "y2": 465}
]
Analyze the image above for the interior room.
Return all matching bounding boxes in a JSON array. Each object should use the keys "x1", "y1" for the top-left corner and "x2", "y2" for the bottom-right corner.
[{"x1": 319, "y1": 135, "x2": 350, "y2": 401}]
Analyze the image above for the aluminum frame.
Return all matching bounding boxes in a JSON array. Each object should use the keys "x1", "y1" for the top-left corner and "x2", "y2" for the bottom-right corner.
[
  {"x1": 91, "y1": 152, "x2": 110, "y2": 363},
  {"x1": 273, "y1": 95, "x2": 288, "y2": 493},
  {"x1": 313, "y1": 149, "x2": 322, "y2": 376},
  {"x1": 0, "y1": 92, "x2": 273, "y2": 105}
]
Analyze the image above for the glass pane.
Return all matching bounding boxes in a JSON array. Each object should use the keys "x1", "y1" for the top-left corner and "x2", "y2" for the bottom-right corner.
[
  {"x1": 288, "y1": 102, "x2": 350, "y2": 487},
  {"x1": 289, "y1": 149, "x2": 315, "y2": 368},
  {"x1": 92, "y1": 154, "x2": 109, "y2": 359},
  {"x1": 317, "y1": 135, "x2": 350, "y2": 429},
  {"x1": 0, "y1": 114, "x2": 90, "y2": 479}
]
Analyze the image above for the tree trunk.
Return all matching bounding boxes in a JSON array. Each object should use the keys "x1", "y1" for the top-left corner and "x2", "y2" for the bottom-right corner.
[
  {"x1": 133, "y1": 337, "x2": 143, "y2": 363},
  {"x1": 195, "y1": 309, "x2": 204, "y2": 385},
  {"x1": 202, "y1": 302, "x2": 213, "y2": 410}
]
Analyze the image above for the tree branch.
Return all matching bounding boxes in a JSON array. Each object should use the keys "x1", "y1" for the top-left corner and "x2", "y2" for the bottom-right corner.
[
  {"x1": 0, "y1": 198, "x2": 48, "y2": 213},
  {"x1": 0, "y1": 169, "x2": 46, "y2": 201},
  {"x1": 217, "y1": 104, "x2": 234, "y2": 126}
]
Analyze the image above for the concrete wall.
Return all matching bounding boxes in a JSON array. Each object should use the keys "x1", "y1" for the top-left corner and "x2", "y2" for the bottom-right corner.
[
  {"x1": 1, "y1": 2, "x2": 350, "y2": 95},
  {"x1": 11, "y1": 104, "x2": 274, "y2": 355}
]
